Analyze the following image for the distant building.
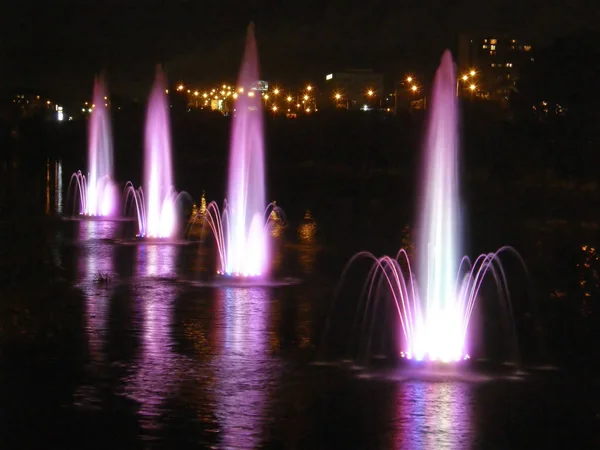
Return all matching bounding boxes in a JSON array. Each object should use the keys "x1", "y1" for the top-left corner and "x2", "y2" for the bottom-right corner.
[
  {"x1": 323, "y1": 70, "x2": 384, "y2": 110},
  {"x1": 458, "y1": 33, "x2": 534, "y2": 99}
]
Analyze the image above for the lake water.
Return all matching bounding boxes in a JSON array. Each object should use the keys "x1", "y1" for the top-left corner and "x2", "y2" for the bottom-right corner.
[{"x1": 1, "y1": 217, "x2": 599, "y2": 449}]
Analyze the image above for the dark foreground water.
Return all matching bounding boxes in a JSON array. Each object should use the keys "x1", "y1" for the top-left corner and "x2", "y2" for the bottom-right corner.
[{"x1": 1, "y1": 219, "x2": 600, "y2": 449}]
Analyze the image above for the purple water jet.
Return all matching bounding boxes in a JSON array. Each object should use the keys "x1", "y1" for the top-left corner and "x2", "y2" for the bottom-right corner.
[
  {"x1": 341, "y1": 51, "x2": 526, "y2": 363},
  {"x1": 70, "y1": 76, "x2": 118, "y2": 216},
  {"x1": 204, "y1": 24, "x2": 275, "y2": 277},
  {"x1": 126, "y1": 66, "x2": 181, "y2": 238}
]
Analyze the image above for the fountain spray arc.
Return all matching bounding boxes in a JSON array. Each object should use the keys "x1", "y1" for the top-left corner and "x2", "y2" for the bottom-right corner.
[
  {"x1": 70, "y1": 75, "x2": 117, "y2": 216},
  {"x1": 126, "y1": 66, "x2": 179, "y2": 238},
  {"x1": 342, "y1": 51, "x2": 523, "y2": 363},
  {"x1": 205, "y1": 24, "x2": 274, "y2": 277}
]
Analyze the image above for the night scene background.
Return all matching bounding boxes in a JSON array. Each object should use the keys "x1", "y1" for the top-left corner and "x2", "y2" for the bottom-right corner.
[{"x1": 1, "y1": 0, "x2": 600, "y2": 448}]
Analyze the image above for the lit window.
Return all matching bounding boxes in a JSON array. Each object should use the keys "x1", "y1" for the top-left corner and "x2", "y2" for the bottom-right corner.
[
  {"x1": 524, "y1": 45, "x2": 532, "y2": 51},
  {"x1": 512, "y1": 39, "x2": 516, "y2": 43},
  {"x1": 482, "y1": 44, "x2": 488, "y2": 49},
  {"x1": 490, "y1": 44, "x2": 496, "y2": 50},
  {"x1": 491, "y1": 63, "x2": 496, "y2": 67},
  {"x1": 490, "y1": 38, "x2": 497, "y2": 44},
  {"x1": 484, "y1": 39, "x2": 488, "y2": 43}
]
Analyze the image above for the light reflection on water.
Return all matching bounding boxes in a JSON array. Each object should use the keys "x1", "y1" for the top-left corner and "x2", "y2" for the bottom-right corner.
[
  {"x1": 394, "y1": 381, "x2": 473, "y2": 449},
  {"x1": 124, "y1": 243, "x2": 182, "y2": 440},
  {"x1": 78, "y1": 221, "x2": 114, "y2": 364},
  {"x1": 137, "y1": 242, "x2": 178, "y2": 278},
  {"x1": 213, "y1": 287, "x2": 278, "y2": 449}
]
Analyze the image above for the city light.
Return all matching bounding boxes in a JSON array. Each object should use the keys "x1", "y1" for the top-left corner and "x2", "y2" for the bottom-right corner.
[
  {"x1": 303, "y1": 95, "x2": 309, "y2": 101},
  {"x1": 334, "y1": 93, "x2": 342, "y2": 100},
  {"x1": 264, "y1": 94, "x2": 269, "y2": 99},
  {"x1": 469, "y1": 69, "x2": 476, "y2": 76},
  {"x1": 248, "y1": 91, "x2": 255, "y2": 97},
  {"x1": 177, "y1": 85, "x2": 184, "y2": 91},
  {"x1": 411, "y1": 85, "x2": 418, "y2": 92},
  {"x1": 194, "y1": 91, "x2": 199, "y2": 96},
  {"x1": 469, "y1": 84, "x2": 476, "y2": 91},
  {"x1": 406, "y1": 76, "x2": 413, "y2": 83},
  {"x1": 233, "y1": 93, "x2": 238, "y2": 99},
  {"x1": 272, "y1": 105, "x2": 278, "y2": 111},
  {"x1": 306, "y1": 85, "x2": 312, "y2": 91},
  {"x1": 273, "y1": 88, "x2": 280, "y2": 95},
  {"x1": 286, "y1": 96, "x2": 292, "y2": 102},
  {"x1": 367, "y1": 90, "x2": 374, "y2": 96},
  {"x1": 462, "y1": 75, "x2": 469, "y2": 81}
]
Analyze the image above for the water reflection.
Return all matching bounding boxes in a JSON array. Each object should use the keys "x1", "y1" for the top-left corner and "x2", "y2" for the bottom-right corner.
[
  {"x1": 136, "y1": 243, "x2": 177, "y2": 278},
  {"x1": 125, "y1": 244, "x2": 180, "y2": 439},
  {"x1": 394, "y1": 381, "x2": 474, "y2": 449},
  {"x1": 45, "y1": 158, "x2": 63, "y2": 214},
  {"x1": 78, "y1": 221, "x2": 114, "y2": 363},
  {"x1": 77, "y1": 218, "x2": 121, "y2": 241},
  {"x1": 213, "y1": 287, "x2": 277, "y2": 448}
]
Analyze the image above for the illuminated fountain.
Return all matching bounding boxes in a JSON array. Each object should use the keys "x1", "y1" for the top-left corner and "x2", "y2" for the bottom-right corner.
[
  {"x1": 125, "y1": 66, "x2": 187, "y2": 239},
  {"x1": 340, "y1": 51, "x2": 525, "y2": 364},
  {"x1": 69, "y1": 76, "x2": 118, "y2": 217},
  {"x1": 203, "y1": 24, "x2": 282, "y2": 277}
]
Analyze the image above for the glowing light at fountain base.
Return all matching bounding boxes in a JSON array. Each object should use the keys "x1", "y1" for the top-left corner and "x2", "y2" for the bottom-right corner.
[
  {"x1": 400, "y1": 352, "x2": 471, "y2": 363},
  {"x1": 216, "y1": 270, "x2": 263, "y2": 278}
]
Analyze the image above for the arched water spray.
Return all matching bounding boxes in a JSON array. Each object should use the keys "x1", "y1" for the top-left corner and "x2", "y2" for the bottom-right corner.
[{"x1": 334, "y1": 51, "x2": 528, "y2": 364}]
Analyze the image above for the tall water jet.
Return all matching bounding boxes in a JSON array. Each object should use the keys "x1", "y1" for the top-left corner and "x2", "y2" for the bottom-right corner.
[
  {"x1": 414, "y1": 50, "x2": 463, "y2": 361},
  {"x1": 70, "y1": 76, "x2": 117, "y2": 216},
  {"x1": 204, "y1": 24, "x2": 274, "y2": 277},
  {"x1": 338, "y1": 51, "x2": 525, "y2": 363},
  {"x1": 125, "y1": 66, "x2": 179, "y2": 238}
]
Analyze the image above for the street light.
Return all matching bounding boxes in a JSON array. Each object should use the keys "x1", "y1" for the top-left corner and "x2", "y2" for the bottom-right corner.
[
  {"x1": 306, "y1": 85, "x2": 312, "y2": 91},
  {"x1": 367, "y1": 89, "x2": 374, "y2": 96},
  {"x1": 411, "y1": 85, "x2": 418, "y2": 92},
  {"x1": 406, "y1": 76, "x2": 413, "y2": 83},
  {"x1": 273, "y1": 88, "x2": 280, "y2": 95},
  {"x1": 456, "y1": 71, "x2": 475, "y2": 96},
  {"x1": 272, "y1": 105, "x2": 278, "y2": 112},
  {"x1": 469, "y1": 84, "x2": 477, "y2": 99},
  {"x1": 286, "y1": 96, "x2": 292, "y2": 102}
]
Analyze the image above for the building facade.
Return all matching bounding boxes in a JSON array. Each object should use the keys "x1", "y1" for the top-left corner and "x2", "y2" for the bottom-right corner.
[{"x1": 458, "y1": 33, "x2": 534, "y2": 99}]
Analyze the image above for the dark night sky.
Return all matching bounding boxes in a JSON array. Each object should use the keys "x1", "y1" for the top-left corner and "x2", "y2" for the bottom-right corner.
[{"x1": 1, "y1": 0, "x2": 598, "y2": 102}]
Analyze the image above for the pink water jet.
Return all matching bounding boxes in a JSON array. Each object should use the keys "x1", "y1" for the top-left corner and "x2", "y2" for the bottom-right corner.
[
  {"x1": 125, "y1": 66, "x2": 179, "y2": 238},
  {"x1": 341, "y1": 51, "x2": 525, "y2": 363},
  {"x1": 204, "y1": 24, "x2": 271, "y2": 277},
  {"x1": 69, "y1": 76, "x2": 117, "y2": 216}
]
